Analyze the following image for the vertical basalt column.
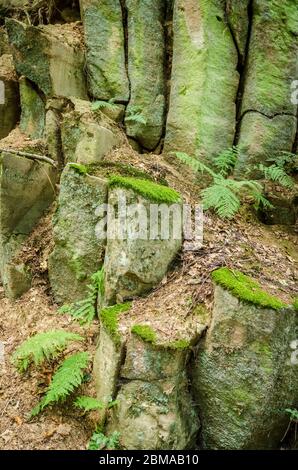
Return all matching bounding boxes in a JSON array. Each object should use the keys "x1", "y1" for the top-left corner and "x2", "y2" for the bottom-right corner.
[
  {"x1": 80, "y1": 0, "x2": 129, "y2": 102},
  {"x1": 164, "y1": 0, "x2": 239, "y2": 161},
  {"x1": 124, "y1": 0, "x2": 167, "y2": 151}
]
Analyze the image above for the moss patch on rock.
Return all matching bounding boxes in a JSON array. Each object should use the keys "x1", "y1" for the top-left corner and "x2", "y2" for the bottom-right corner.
[
  {"x1": 293, "y1": 298, "x2": 298, "y2": 312},
  {"x1": 211, "y1": 268, "x2": 286, "y2": 310},
  {"x1": 100, "y1": 303, "x2": 132, "y2": 346},
  {"x1": 131, "y1": 325, "x2": 157, "y2": 344},
  {"x1": 165, "y1": 339, "x2": 190, "y2": 350},
  {"x1": 109, "y1": 176, "x2": 181, "y2": 204}
]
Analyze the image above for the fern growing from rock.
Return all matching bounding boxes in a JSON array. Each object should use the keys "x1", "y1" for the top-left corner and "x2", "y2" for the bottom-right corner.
[
  {"x1": 30, "y1": 352, "x2": 90, "y2": 417},
  {"x1": 12, "y1": 330, "x2": 84, "y2": 372},
  {"x1": 59, "y1": 267, "x2": 105, "y2": 325},
  {"x1": 175, "y1": 150, "x2": 271, "y2": 219}
]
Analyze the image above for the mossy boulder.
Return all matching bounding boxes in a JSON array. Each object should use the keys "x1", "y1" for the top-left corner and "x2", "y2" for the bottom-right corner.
[
  {"x1": 0, "y1": 54, "x2": 20, "y2": 139},
  {"x1": 103, "y1": 179, "x2": 182, "y2": 304},
  {"x1": 107, "y1": 332, "x2": 199, "y2": 450},
  {"x1": 164, "y1": 0, "x2": 239, "y2": 160},
  {"x1": 6, "y1": 19, "x2": 87, "y2": 99},
  {"x1": 48, "y1": 166, "x2": 108, "y2": 304},
  {"x1": 125, "y1": 0, "x2": 166, "y2": 150},
  {"x1": 80, "y1": 0, "x2": 129, "y2": 101},
  {"x1": 0, "y1": 152, "x2": 57, "y2": 298},
  {"x1": 193, "y1": 272, "x2": 298, "y2": 449},
  {"x1": 235, "y1": 112, "x2": 297, "y2": 177},
  {"x1": 61, "y1": 98, "x2": 124, "y2": 165},
  {"x1": 19, "y1": 76, "x2": 45, "y2": 140}
]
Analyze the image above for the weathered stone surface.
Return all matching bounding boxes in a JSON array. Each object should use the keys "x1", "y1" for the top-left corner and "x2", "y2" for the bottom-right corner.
[
  {"x1": 226, "y1": 0, "x2": 250, "y2": 58},
  {"x1": 235, "y1": 112, "x2": 297, "y2": 177},
  {"x1": 45, "y1": 109, "x2": 62, "y2": 165},
  {"x1": 0, "y1": 152, "x2": 57, "y2": 298},
  {"x1": 125, "y1": 0, "x2": 166, "y2": 150},
  {"x1": 93, "y1": 323, "x2": 125, "y2": 423},
  {"x1": 104, "y1": 187, "x2": 182, "y2": 305},
  {"x1": 241, "y1": 0, "x2": 298, "y2": 116},
  {"x1": 48, "y1": 166, "x2": 108, "y2": 304},
  {"x1": 0, "y1": 27, "x2": 10, "y2": 55},
  {"x1": 0, "y1": 54, "x2": 20, "y2": 139},
  {"x1": 193, "y1": 285, "x2": 298, "y2": 449},
  {"x1": 107, "y1": 334, "x2": 198, "y2": 450},
  {"x1": 6, "y1": 19, "x2": 87, "y2": 99},
  {"x1": 80, "y1": 0, "x2": 129, "y2": 101},
  {"x1": 19, "y1": 77, "x2": 45, "y2": 140},
  {"x1": 164, "y1": 0, "x2": 239, "y2": 160},
  {"x1": 61, "y1": 98, "x2": 124, "y2": 164}
]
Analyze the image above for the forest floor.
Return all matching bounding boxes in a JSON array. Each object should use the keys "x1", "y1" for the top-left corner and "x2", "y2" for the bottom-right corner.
[{"x1": 0, "y1": 147, "x2": 297, "y2": 450}]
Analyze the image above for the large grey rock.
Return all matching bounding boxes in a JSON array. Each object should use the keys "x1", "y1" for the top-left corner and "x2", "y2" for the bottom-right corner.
[
  {"x1": 80, "y1": 0, "x2": 129, "y2": 101},
  {"x1": 61, "y1": 98, "x2": 125, "y2": 164},
  {"x1": 104, "y1": 187, "x2": 182, "y2": 305},
  {"x1": 164, "y1": 0, "x2": 239, "y2": 160},
  {"x1": 19, "y1": 76, "x2": 45, "y2": 140},
  {"x1": 125, "y1": 0, "x2": 166, "y2": 150},
  {"x1": 193, "y1": 285, "x2": 298, "y2": 449},
  {"x1": 48, "y1": 166, "x2": 108, "y2": 304},
  {"x1": 6, "y1": 19, "x2": 87, "y2": 99},
  {"x1": 0, "y1": 152, "x2": 57, "y2": 298},
  {"x1": 235, "y1": 112, "x2": 297, "y2": 177},
  {"x1": 107, "y1": 334, "x2": 199, "y2": 450},
  {"x1": 0, "y1": 54, "x2": 20, "y2": 139}
]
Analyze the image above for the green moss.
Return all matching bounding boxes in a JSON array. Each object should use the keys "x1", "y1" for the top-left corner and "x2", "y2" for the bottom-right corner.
[
  {"x1": 293, "y1": 298, "x2": 298, "y2": 312},
  {"x1": 109, "y1": 175, "x2": 181, "y2": 204},
  {"x1": 100, "y1": 302, "x2": 132, "y2": 346},
  {"x1": 212, "y1": 267, "x2": 287, "y2": 310},
  {"x1": 165, "y1": 339, "x2": 190, "y2": 350},
  {"x1": 131, "y1": 324, "x2": 157, "y2": 344}
]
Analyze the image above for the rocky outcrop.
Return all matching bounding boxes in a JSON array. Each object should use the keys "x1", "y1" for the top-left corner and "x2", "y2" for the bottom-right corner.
[
  {"x1": 61, "y1": 98, "x2": 124, "y2": 165},
  {"x1": 80, "y1": 0, "x2": 129, "y2": 102},
  {"x1": 48, "y1": 165, "x2": 108, "y2": 304},
  {"x1": 193, "y1": 270, "x2": 298, "y2": 450},
  {"x1": 164, "y1": 0, "x2": 239, "y2": 159},
  {"x1": 6, "y1": 19, "x2": 87, "y2": 99},
  {"x1": 0, "y1": 151, "x2": 57, "y2": 298},
  {"x1": 235, "y1": 0, "x2": 298, "y2": 176},
  {"x1": 103, "y1": 178, "x2": 182, "y2": 305},
  {"x1": 125, "y1": 0, "x2": 166, "y2": 150},
  {"x1": 19, "y1": 77, "x2": 45, "y2": 140},
  {"x1": 0, "y1": 54, "x2": 20, "y2": 139}
]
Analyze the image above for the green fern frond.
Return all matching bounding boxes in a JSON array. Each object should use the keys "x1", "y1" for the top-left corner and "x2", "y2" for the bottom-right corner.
[
  {"x1": 214, "y1": 146, "x2": 239, "y2": 176},
  {"x1": 31, "y1": 352, "x2": 90, "y2": 417},
  {"x1": 125, "y1": 113, "x2": 147, "y2": 125},
  {"x1": 91, "y1": 100, "x2": 118, "y2": 112},
  {"x1": 74, "y1": 396, "x2": 105, "y2": 412},
  {"x1": 12, "y1": 331, "x2": 84, "y2": 373},
  {"x1": 175, "y1": 152, "x2": 217, "y2": 178},
  {"x1": 88, "y1": 431, "x2": 121, "y2": 450},
  {"x1": 259, "y1": 164, "x2": 294, "y2": 189},
  {"x1": 202, "y1": 184, "x2": 241, "y2": 219},
  {"x1": 59, "y1": 267, "x2": 105, "y2": 325}
]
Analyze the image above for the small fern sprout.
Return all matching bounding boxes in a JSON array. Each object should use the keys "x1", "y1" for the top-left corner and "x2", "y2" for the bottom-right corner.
[
  {"x1": 91, "y1": 99, "x2": 118, "y2": 112},
  {"x1": 59, "y1": 267, "x2": 105, "y2": 325},
  {"x1": 74, "y1": 396, "x2": 105, "y2": 412},
  {"x1": 214, "y1": 146, "x2": 239, "y2": 177},
  {"x1": 12, "y1": 330, "x2": 84, "y2": 373},
  {"x1": 30, "y1": 352, "x2": 90, "y2": 417}
]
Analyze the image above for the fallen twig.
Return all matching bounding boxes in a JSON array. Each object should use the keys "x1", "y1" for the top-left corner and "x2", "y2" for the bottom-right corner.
[{"x1": 0, "y1": 148, "x2": 58, "y2": 168}]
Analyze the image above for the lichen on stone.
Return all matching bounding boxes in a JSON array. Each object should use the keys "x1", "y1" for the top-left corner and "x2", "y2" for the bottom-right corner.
[
  {"x1": 131, "y1": 324, "x2": 157, "y2": 344},
  {"x1": 108, "y1": 175, "x2": 181, "y2": 204},
  {"x1": 211, "y1": 267, "x2": 287, "y2": 310},
  {"x1": 100, "y1": 302, "x2": 132, "y2": 346}
]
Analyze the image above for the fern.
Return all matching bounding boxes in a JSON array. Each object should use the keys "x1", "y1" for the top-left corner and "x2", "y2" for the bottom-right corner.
[
  {"x1": 285, "y1": 408, "x2": 298, "y2": 421},
  {"x1": 214, "y1": 146, "x2": 239, "y2": 176},
  {"x1": 88, "y1": 431, "x2": 121, "y2": 450},
  {"x1": 259, "y1": 163, "x2": 294, "y2": 189},
  {"x1": 125, "y1": 106, "x2": 147, "y2": 125},
  {"x1": 12, "y1": 331, "x2": 83, "y2": 373},
  {"x1": 30, "y1": 352, "x2": 90, "y2": 417},
  {"x1": 74, "y1": 396, "x2": 105, "y2": 412},
  {"x1": 91, "y1": 99, "x2": 118, "y2": 112},
  {"x1": 175, "y1": 151, "x2": 271, "y2": 218},
  {"x1": 59, "y1": 267, "x2": 105, "y2": 325}
]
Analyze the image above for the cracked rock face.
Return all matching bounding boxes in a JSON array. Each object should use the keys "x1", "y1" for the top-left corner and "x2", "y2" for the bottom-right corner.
[
  {"x1": 103, "y1": 187, "x2": 183, "y2": 305},
  {"x1": 193, "y1": 285, "x2": 298, "y2": 450}
]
